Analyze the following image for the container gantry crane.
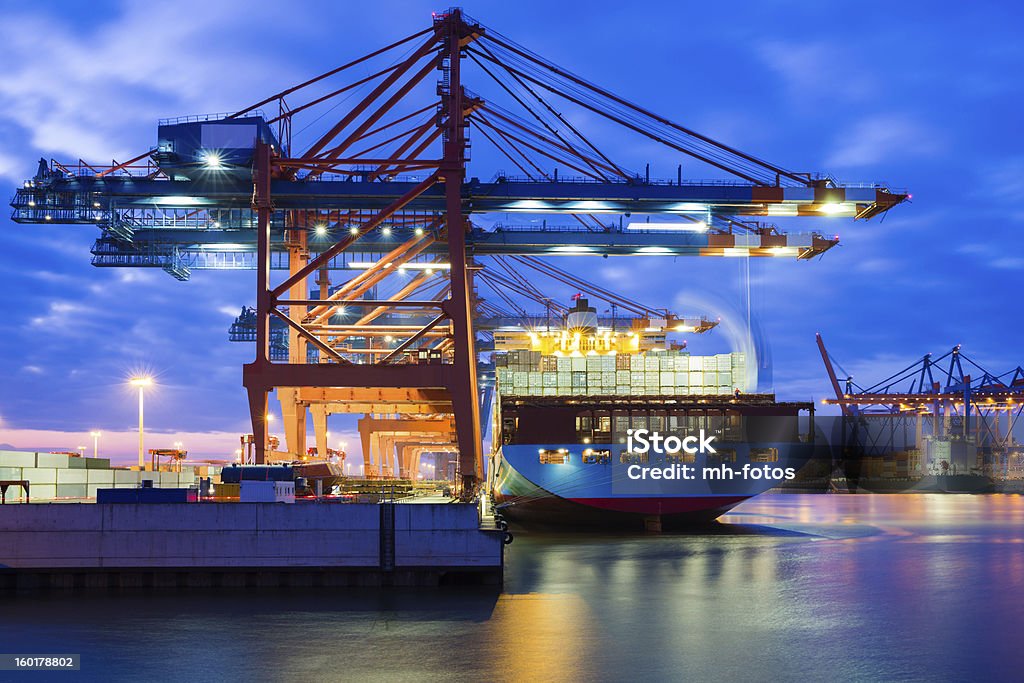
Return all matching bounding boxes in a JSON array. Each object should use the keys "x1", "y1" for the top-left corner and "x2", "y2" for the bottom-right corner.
[
  {"x1": 818, "y1": 334, "x2": 1024, "y2": 475},
  {"x1": 9, "y1": 10, "x2": 907, "y2": 496}
]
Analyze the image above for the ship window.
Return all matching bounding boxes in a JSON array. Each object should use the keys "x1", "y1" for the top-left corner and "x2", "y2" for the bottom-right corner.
[
  {"x1": 619, "y1": 450, "x2": 649, "y2": 464},
  {"x1": 539, "y1": 448, "x2": 569, "y2": 465},
  {"x1": 593, "y1": 412, "x2": 612, "y2": 444},
  {"x1": 750, "y1": 448, "x2": 779, "y2": 463},
  {"x1": 575, "y1": 413, "x2": 593, "y2": 443},
  {"x1": 630, "y1": 414, "x2": 648, "y2": 431},
  {"x1": 502, "y1": 417, "x2": 517, "y2": 445},
  {"x1": 582, "y1": 448, "x2": 611, "y2": 464}
]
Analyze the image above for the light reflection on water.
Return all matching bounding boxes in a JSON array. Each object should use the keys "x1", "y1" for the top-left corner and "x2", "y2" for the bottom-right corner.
[{"x1": 1, "y1": 494, "x2": 1022, "y2": 682}]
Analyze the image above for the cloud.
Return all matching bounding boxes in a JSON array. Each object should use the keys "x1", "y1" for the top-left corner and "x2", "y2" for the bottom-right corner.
[
  {"x1": 27, "y1": 300, "x2": 96, "y2": 331},
  {"x1": 826, "y1": 114, "x2": 941, "y2": 169},
  {"x1": 756, "y1": 40, "x2": 874, "y2": 104},
  {"x1": 0, "y1": 2, "x2": 298, "y2": 163}
]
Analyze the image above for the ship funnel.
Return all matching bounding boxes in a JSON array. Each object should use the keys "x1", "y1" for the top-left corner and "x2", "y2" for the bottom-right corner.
[{"x1": 564, "y1": 297, "x2": 598, "y2": 333}]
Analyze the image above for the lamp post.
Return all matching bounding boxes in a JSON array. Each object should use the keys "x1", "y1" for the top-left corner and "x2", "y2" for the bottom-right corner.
[
  {"x1": 129, "y1": 377, "x2": 153, "y2": 469},
  {"x1": 89, "y1": 431, "x2": 101, "y2": 458}
]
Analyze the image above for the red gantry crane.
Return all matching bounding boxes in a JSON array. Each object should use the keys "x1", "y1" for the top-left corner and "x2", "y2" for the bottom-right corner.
[{"x1": 10, "y1": 10, "x2": 907, "y2": 497}]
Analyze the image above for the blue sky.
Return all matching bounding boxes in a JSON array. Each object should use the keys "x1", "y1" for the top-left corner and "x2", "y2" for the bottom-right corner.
[{"x1": 0, "y1": 1, "x2": 1021, "y2": 461}]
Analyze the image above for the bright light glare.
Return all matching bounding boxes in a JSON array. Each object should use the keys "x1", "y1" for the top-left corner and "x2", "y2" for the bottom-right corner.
[
  {"x1": 819, "y1": 203, "x2": 845, "y2": 214},
  {"x1": 315, "y1": 224, "x2": 328, "y2": 237},
  {"x1": 627, "y1": 221, "x2": 708, "y2": 232},
  {"x1": 129, "y1": 377, "x2": 153, "y2": 387},
  {"x1": 381, "y1": 227, "x2": 392, "y2": 236},
  {"x1": 201, "y1": 151, "x2": 224, "y2": 169},
  {"x1": 414, "y1": 227, "x2": 424, "y2": 236},
  {"x1": 349, "y1": 227, "x2": 359, "y2": 235}
]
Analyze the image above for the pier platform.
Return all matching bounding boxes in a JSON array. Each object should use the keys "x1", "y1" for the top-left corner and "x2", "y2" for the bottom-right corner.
[{"x1": 0, "y1": 502, "x2": 504, "y2": 590}]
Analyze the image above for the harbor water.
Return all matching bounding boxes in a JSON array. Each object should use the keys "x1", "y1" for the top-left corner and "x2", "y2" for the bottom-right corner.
[{"x1": 1, "y1": 493, "x2": 1022, "y2": 681}]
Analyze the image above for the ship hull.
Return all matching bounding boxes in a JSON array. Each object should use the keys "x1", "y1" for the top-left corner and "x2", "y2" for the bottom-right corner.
[
  {"x1": 491, "y1": 442, "x2": 808, "y2": 530},
  {"x1": 493, "y1": 466, "x2": 748, "y2": 530}
]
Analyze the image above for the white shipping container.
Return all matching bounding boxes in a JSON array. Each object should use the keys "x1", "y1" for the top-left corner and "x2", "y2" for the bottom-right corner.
[
  {"x1": 660, "y1": 371, "x2": 674, "y2": 386},
  {"x1": 86, "y1": 470, "x2": 115, "y2": 485},
  {"x1": 57, "y1": 469, "x2": 88, "y2": 484},
  {"x1": 556, "y1": 357, "x2": 571, "y2": 372},
  {"x1": 659, "y1": 356, "x2": 674, "y2": 371},
  {"x1": 0, "y1": 451, "x2": 36, "y2": 468},
  {"x1": 702, "y1": 357, "x2": 716, "y2": 371},
  {"x1": 675, "y1": 371, "x2": 689, "y2": 386},
  {"x1": 571, "y1": 357, "x2": 586, "y2": 372},
  {"x1": 690, "y1": 371, "x2": 704, "y2": 386},
  {"x1": 616, "y1": 370, "x2": 630, "y2": 384},
  {"x1": 19, "y1": 467, "x2": 58, "y2": 484},
  {"x1": 602, "y1": 371, "x2": 616, "y2": 385},
  {"x1": 29, "y1": 484, "x2": 57, "y2": 500},
  {"x1": 645, "y1": 357, "x2": 659, "y2": 371},
  {"x1": 630, "y1": 355, "x2": 644, "y2": 371},
  {"x1": 616, "y1": 385, "x2": 631, "y2": 395}
]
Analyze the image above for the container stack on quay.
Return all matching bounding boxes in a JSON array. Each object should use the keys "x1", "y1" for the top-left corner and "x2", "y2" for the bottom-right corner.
[
  {"x1": 495, "y1": 350, "x2": 748, "y2": 397},
  {"x1": 0, "y1": 450, "x2": 204, "y2": 502}
]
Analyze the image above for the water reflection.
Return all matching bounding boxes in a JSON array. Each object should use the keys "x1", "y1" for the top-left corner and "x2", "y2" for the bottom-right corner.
[{"x1": 0, "y1": 494, "x2": 1022, "y2": 681}]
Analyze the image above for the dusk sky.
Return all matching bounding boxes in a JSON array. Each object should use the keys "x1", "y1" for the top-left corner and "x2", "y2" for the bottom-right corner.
[{"x1": 0, "y1": 1, "x2": 1021, "y2": 463}]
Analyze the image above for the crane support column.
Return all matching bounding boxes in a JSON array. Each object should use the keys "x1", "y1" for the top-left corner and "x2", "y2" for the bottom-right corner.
[{"x1": 442, "y1": 9, "x2": 484, "y2": 497}]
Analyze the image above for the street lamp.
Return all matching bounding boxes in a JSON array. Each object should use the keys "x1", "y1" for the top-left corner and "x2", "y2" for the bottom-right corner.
[
  {"x1": 89, "y1": 431, "x2": 101, "y2": 458},
  {"x1": 77, "y1": 446, "x2": 86, "y2": 458},
  {"x1": 129, "y1": 377, "x2": 153, "y2": 469}
]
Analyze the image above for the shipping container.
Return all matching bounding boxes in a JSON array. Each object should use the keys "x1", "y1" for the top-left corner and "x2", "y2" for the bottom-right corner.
[
  {"x1": 0, "y1": 451, "x2": 36, "y2": 468},
  {"x1": 19, "y1": 467, "x2": 57, "y2": 484},
  {"x1": 56, "y1": 469, "x2": 88, "y2": 484},
  {"x1": 36, "y1": 452, "x2": 70, "y2": 468},
  {"x1": 0, "y1": 467, "x2": 22, "y2": 480},
  {"x1": 28, "y1": 484, "x2": 57, "y2": 500}
]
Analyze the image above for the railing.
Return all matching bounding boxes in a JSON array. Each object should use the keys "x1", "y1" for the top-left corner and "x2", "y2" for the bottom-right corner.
[{"x1": 157, "y1": 110, "x2": 267, "y2": 126}]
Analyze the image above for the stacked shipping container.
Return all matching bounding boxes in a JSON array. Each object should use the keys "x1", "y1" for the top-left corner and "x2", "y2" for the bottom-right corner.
[
  {"x1": 495, "y1": 350, "x2": 749, "y2": 397},
  {"x1": 0, "y1": 450, "x2": 202, "y2": 502}
]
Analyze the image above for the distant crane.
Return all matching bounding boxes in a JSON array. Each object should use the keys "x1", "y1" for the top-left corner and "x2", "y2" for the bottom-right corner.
[{"x1": 818, "y1": 333, "x2": 1024, "y2": 476}]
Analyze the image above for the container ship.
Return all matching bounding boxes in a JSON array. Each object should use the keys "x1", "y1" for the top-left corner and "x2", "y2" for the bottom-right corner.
[{"x1": 489, "y1": 299, "x2": 815, "y2": 530}]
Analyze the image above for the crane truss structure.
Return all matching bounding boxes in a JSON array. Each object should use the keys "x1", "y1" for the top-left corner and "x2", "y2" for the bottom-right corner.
[
  {"x1": 9, "y1": 10, "x2": 908, "y2": 495},
  {"x1": 818, "y1": 334, "x2": 1024, "y2": 474}
]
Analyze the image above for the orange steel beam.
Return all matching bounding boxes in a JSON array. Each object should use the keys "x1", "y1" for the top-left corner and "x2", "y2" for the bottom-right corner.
[
  {"x1": 303, "y1": 32, "x2": 440, "y2": 159},
  {"x1": 367, "y1": 119, "x2": 438, "y2": 180},
  {"x1": 315, "y1": 54, "x2": 444, "y2": 163},
  {"x1": 271, "y1": 172, "x2": 439, "y2": 298},
  {"x1": 233, "y1": 26, "x2": 434, "y2": 118},
  {"x1": 381, "y1": 314, "x2": 447, "y2": 363},
  {"x1": 441, "y1": 10, "x2": 484, "y2": 495},
  {"x1": 306, "y1": 222, "x2": 442, "y2": 323}
]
